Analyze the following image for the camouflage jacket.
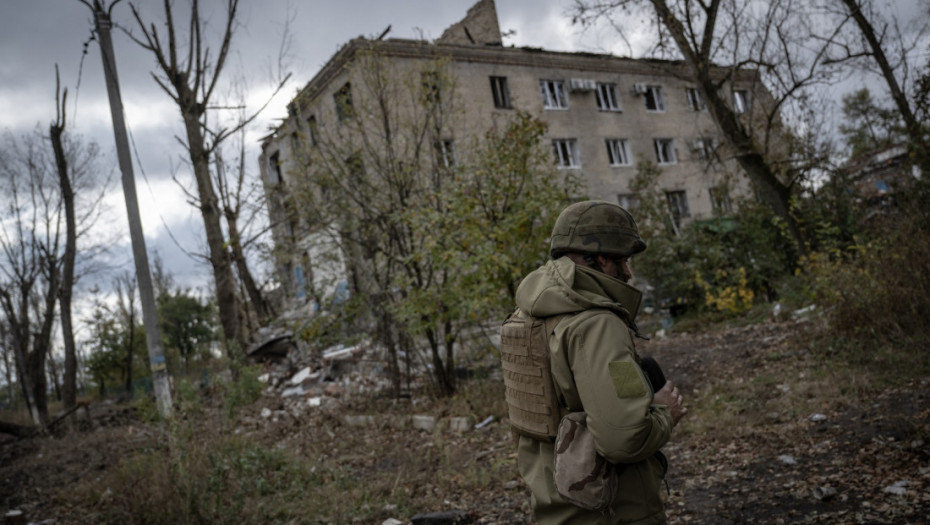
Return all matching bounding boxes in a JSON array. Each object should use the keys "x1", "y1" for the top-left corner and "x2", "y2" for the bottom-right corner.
[{"x1": 513, "y1": 257, "x2": 673, "y2": 524}]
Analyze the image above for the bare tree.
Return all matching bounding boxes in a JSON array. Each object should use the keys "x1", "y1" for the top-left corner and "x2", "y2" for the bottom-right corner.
[
  {"x1": 125, "y1": 0, "x2": 290, "y2": 356},
  {"x1": 113, "y1": 271, "x2": 139, "y2": 397},
  {"x1": 834, "y1": 0, "x2": 926, "y2": 150},
  {"x1": 214, "y1": 129, "x2": 275, "y2": 331},
  {"x1": 573, "y1": 0, "x2": 855, "y2": 254},
  {"x1": 0, "y1": 130, "x2": 63, "y2": 425},
  {"x1": 49, "y1": 66, "x2": 80, "y2": 410}
]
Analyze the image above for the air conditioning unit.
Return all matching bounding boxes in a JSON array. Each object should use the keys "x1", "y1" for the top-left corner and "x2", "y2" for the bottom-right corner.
[
  {"x1": 631, "y1": 83, "x2": 648, "y2": 95},
  {"x1": 569, "y1": 78, "x2": 596, "y2": 92}
]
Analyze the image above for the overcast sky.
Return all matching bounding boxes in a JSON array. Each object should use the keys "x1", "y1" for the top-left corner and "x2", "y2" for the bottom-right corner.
[
  {"x1": 0, "y1": 0, "x2": 927, "y2": 321},
  {"x1": 0, "y1": 0, "x2": 611, "y2": 306}
]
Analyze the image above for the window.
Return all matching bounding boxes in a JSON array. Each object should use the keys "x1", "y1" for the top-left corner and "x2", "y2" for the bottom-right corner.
[
  {"x1": 666, "y1": 190, "x2": 690, "y2": 230},
  {"x1": 552, "y1": 139, "x2": 580, "y2": 168},
  {"x1": 421, "y1": 71, "x2": 441, "y2": 104},
  {"x1": 435, "y1": 139, "x2": 455, "y2": 168},
  {"x1": 490, "y1": 76, "x2": 511, "y2": 109},
  {"x1": 617, "y1": 193, "x2": 639, "y2": 211},
  {"x1": 306, "y1": 115, "x2": 318, "y2": 146},
  {"x1": 290, "y1": 131, "x2": 300, "y2": 154},
  {"x1": 709, "y1": 186, "x2": 733, "y2": 215},
  {"x1": 606, "y1": 139, "x2": 632, "y2": 166},
  {"x1": 644, "y1": 85, "x2": 665, "y2": 112},
  {"x1": 733, "y1": 89, "x2": 751, "y2": 114},
  {"x1": 686, "y1": 88, "x2": 706, "y2": 111},
  {"x1": 691, "y1": 137, "x2": 718, "y2": 161},
  {"x1": 267, "y1": 151, "x2": 282, "y2": 184},
  {"x1": 334, "y1": 82, "x2": 354, "y2": 121},
  {"x1": 654, "y1": 138, "x2": 677, "y2": 164},
  {"x1": 540, "y1": 79, "x2": 568, "y2": 109},
  {"x1": 596, "y1": 82, "x2": 621, "y2": 111}
]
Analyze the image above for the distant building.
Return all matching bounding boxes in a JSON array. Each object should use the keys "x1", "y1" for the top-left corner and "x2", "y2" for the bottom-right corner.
[
  {"x1": 260, "y1": 0, "x2": 774, "y2": 303},
  {"x1": 843, "y1": 144, "x2": 916, "y2": 204}
]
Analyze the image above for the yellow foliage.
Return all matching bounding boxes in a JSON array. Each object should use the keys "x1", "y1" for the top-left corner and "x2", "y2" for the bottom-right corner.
[{"x1": 696, "y1": 267, "x2": 754, "y2": 313}]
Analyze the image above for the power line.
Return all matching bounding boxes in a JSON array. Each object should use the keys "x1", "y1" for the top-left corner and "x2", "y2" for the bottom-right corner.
[
  {"x1": 124, "y1": 118, "x2": 204, "y2": 264},
  {"x1": 71, "y1": 29, "x2": 97, "y2": 129}
]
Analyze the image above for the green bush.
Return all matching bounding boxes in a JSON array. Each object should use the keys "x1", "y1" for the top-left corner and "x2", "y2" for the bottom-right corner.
[
  {"x1": 630, "y1": 162, "x2": 795, "y2": 317},
  {"x1": 802, "y1": 209, "x2": 930, "y2": 345},
  {"x1": 222, "y1": 364, "x2": 264, "y2": 419}
]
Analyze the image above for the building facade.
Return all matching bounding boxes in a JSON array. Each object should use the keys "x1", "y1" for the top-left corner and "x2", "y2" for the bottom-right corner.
[{"x1": 260, "y1": 0, "x2": 771, "y2": 302}]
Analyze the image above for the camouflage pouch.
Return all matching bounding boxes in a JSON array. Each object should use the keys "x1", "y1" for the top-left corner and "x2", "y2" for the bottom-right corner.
[{"x1": 553, "y1": 411, "x2": 618, "y2": 514}]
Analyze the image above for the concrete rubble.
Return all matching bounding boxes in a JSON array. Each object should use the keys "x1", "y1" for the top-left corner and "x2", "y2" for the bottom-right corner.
[{"x1": 247, "y1": 336, "x2": 491, "y2": 435}]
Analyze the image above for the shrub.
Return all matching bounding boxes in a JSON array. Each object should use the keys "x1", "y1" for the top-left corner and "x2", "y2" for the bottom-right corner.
[{"x1": 222, "y1": 364, "x2": 264, "y2": 419}]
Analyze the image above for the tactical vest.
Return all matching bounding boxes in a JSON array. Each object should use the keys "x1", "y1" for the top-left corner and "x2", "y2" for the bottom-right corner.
[{"x1": 499, "y1": 310, "x2": 567, "y2": 441}]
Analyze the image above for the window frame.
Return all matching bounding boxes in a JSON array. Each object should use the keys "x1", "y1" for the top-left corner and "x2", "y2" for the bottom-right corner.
[
  {"x1": 666, "y1": 190, "x2": 690, "y2": 229},
  {"x1": 267, "y1": 151, "x2": 282, "y2": 184},
  {"x1": 654, "y1": 138, "x2": 677, "y2": 165},
  {"x1": 540, "y1": 79, "x2": 568, "y2": 109},
  {"x1": 306, "y1": 115, "x2": 318, "y2": 146},
  {"x1": 617, "y1": 193, "x2": 640, "y2": 211},
  {"x1": 552, "y1": 139, "x2": 580, "y2": 168},
  {"x1": 421, "y1": 70, "x2": 442, "y2": 104},
  {"x1": 490, "y1": 76, "x2": 512, "y2": 109},
  {"x1": 644, "y1": 85, "x2": 666, "y2": 112},
  {"x1": 435, "y1": 139, "x2": 456, "y2": 168},
  {"x1": 596, "y1": 82, "x2": 622, "y2": 112},
  {"x1": 733, "y1": 89, "x2": 751, "y2": 114},
  {"x1": 692, "y1": 137, "x2": 718, "y2": 161},
  {"x1": 709, "y1": 186, "x2": 733, "y2": 215},
  {"x1": 334, "y1": 82, "x2": 354, "y2": 121},
  {"x1": 605, "y1": 138, "x2": 632, "y2": 166},
  {"x1": 686, "y1": 87, "x2": 706, "y2": 111}
]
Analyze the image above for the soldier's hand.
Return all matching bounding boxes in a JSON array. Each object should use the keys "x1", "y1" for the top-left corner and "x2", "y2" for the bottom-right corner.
[{"x1": 654, "y1": 380, "x2": 688, "y2": 426}]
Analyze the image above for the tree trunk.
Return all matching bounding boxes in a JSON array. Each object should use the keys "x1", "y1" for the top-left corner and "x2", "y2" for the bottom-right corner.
[
  {"x1": 227, "y1": 211, "x2": 273, "y2": 325},
  {"x1": 50, "y1": 120, "x2": 78, "y2": 409},
  {"x1": 180, "y1": 106, "x2": 246, "y2": 358},
  {"x1": 649, "y1": 0, "x2": 807, "y2": 255},
  {"x1": 840, "y1": 0, "x2": 922, "y2": 145}
]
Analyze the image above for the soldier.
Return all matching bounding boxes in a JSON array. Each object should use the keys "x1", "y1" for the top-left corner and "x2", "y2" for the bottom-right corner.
[{"x1": 501, "y1": 200, "x2": 687, "y2": 524}]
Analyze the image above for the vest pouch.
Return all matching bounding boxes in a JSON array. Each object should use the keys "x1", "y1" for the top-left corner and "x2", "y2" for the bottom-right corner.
[{"x1": 554, "y1": 411, "x2": 618, "y2": 514}]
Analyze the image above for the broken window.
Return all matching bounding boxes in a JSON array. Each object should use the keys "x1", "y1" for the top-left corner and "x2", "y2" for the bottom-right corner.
[
  {"x1": 733, "y1": 89, "x2": 751, "y2": 114},
  {"x1": 617, "y1": 193, "x2": 640, "y2": 211},
  {"x1": 435, "y1": 139, "x2": 455, "y2": 168},
  {"x1": 268, "y1": 151, "x2": 282, "y2": 184},
  {"x1": 606, "y1": 138, "x2": 632, "y2": 166},
  {"x1": 666, "y1": 190, "x2": 690, "y2": 230},
  {"x1": 334, "y1": 82, "x2": 354, "y2": 121},
  {"x1": 654, "y1": 138, "x2": 677, "y2": 164},
  {"x1": 490, "y1": 76, "x2": 511, "y2": 109},
  {"x1": 691, "y1": 137, "x2": 718, "y2": 161},
  {"x1": 686, "y1": 88, "x2": 706, "y2": 111},
  {"x1": 709, "y1": 186, "x2": 733, "y2": 214},
  {"x1": 552, "y1": 139, "x2": 579, "y2": 168},
  {"x1": 596, "y1": 82, "x2": 621, "y2": 111},
  {"x1": 306, "y1": 115, "x2": 318, "y2": 146},
  {"x1": 540, "y1": 79, "x2": 568, "y2": 109},
  {"x1": 644, "y1": 85, "x2": 665, "y2": 112},
  {"x1": 421, "y1": 71, "x2": 441, "y2": 104}
]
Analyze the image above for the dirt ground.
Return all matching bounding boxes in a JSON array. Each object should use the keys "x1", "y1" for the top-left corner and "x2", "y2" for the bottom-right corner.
[{"x1": 2, "y1": 318, "x2": 928, "y2": 524}]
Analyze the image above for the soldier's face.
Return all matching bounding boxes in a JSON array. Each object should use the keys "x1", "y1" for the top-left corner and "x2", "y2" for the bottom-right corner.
[{"x1": 596, "y1": 256, "x2": 634, "y2": 283}]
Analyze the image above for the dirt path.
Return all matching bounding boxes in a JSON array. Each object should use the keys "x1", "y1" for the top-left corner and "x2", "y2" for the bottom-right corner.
[{"x1": 642, "y1": 321, "x2": 930, "y2": 524}]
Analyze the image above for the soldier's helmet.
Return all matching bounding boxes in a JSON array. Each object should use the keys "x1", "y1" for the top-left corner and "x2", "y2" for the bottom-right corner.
[{"x1": 549, "y1": 200, "x2": 647, "y2": 259}]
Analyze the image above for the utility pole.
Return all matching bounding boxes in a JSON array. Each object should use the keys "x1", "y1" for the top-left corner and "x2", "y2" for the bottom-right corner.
[{"x1": 89, "y1": 0, "x2": 172, "y2": 417}]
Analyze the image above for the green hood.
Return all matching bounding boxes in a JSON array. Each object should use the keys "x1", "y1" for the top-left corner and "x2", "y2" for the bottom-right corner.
[{"x1": 515, "y1": 257, "x2": 642, "y2": 321}]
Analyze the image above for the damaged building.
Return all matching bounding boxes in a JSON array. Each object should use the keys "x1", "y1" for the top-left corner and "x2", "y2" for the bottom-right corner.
[{"x1": 260, "y1": 0, "x2": 775, "y2": 305}]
